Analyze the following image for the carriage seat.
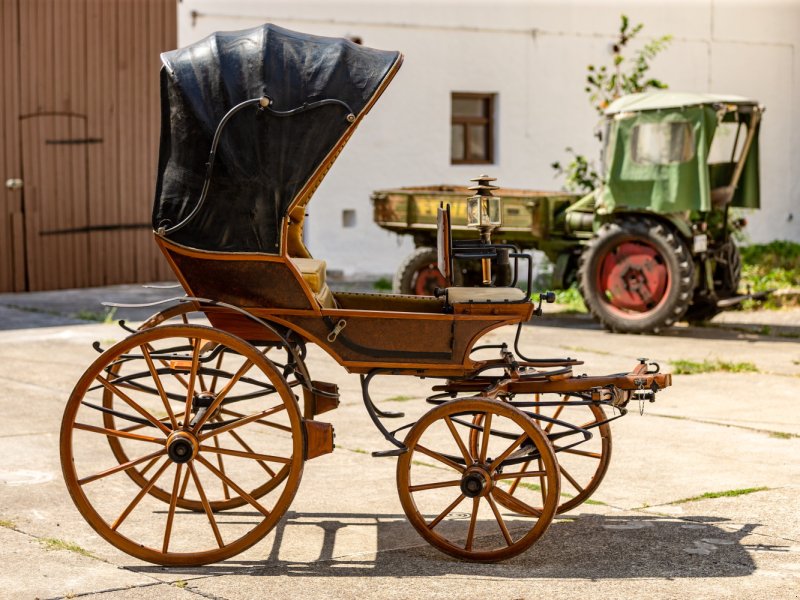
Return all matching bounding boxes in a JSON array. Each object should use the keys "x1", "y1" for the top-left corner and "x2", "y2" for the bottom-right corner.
[
  {"x1": 290, "y1": 257, "x2": 336, "y2": 309},
  {"x1": 445, "y1": 286, "x2": 526, "y2": 304},
  {"x1": 435, "y1": 204, "x2": 528, "y2": 305}
]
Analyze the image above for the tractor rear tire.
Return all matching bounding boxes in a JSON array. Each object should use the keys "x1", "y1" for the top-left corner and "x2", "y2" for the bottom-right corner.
[
  {"x1": 393, "y1": 247, "x2": 447, "y2": 296},
  {"x1": 578, "y1": 217, "x2": 694, "y2": 334}
]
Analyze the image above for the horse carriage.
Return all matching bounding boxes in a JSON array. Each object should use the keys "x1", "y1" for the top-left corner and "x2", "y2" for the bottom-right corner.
[{"x1": 60, "y1": 25, "x2": 671, "y2": 566}]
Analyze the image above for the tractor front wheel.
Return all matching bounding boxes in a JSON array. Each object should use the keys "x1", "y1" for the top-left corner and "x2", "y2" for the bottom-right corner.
[{"x1": 578, "y1": 217, "x2": 694, "y2": 334}]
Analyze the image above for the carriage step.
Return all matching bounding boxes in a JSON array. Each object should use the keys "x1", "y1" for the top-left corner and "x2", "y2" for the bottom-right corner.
[
  {"x1": 303, "y1": 380, "x2": 340, "y2": 418},
  {"x1": 304, "y1": 419, "x2": 335, "y2": 459}
]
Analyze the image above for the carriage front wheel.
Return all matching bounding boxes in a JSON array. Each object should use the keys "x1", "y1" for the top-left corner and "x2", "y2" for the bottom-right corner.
[
  {"x1": 396, "y1": 398, "x2": 560, "y2": 562},
  {"x1": 61, "y1": 324, "x2": 305, "y2": 566}
]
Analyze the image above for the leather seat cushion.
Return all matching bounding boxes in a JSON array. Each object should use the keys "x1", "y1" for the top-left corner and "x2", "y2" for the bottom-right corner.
[
  {"x1": 446, "y1": 287, "x2": 526, "y2": 304},
  {"x1": 290, "y1": 257, "x2": 326, "y2": 293}
]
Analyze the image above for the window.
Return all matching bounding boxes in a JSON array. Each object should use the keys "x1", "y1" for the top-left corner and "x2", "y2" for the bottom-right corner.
[
  {"x1": 630, "y1": 121, "x2": 695, "y2": 165},
  {"x1": 707, "y1": 121, "x2": 747, "y2": 164},
  {"x1": 451, "y1": 93, "x2": 494, "y2": 164}
]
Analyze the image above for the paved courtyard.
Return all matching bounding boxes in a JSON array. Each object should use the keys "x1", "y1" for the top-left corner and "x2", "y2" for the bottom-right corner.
[{"x1": 0, "y1": 286, "x2": 798, "y2": 599}]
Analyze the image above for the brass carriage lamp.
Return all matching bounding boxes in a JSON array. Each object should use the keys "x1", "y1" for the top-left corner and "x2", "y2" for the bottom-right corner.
[{"x1": 467, "y1": 175, "x2": 502, "y2": 285}]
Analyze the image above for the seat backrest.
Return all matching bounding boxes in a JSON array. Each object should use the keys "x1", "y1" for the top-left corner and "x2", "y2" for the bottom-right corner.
[{"x1": 436, "y1": 204, "x2": 453, "y2": 285}]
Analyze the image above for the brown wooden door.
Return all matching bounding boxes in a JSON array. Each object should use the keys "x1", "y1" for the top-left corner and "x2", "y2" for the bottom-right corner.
[
  {"x1": 19, "y1": 114, "x2": 92, "y2": 291},
  {"x1": 0, "y1": 0, "x2": 177, "y2": 292}
]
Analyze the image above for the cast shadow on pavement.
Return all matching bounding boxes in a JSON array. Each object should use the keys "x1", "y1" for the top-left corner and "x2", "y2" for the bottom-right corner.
[{"x1": 128, "y1": 512, "x2": 782, "y2": 580}]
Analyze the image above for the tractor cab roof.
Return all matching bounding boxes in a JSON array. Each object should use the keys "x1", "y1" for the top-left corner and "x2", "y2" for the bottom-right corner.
[{"x1": 605, "y1": 92, "x2": 759, "y2": 115}]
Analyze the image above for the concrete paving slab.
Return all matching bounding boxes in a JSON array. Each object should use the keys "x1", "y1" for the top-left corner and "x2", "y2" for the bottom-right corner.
[
  {"x1": 0, "y1": 525, "x2": 158, "y2": 599},
  {"x1": 1, "y1": 285, "x2": 799, "y2": 598}
]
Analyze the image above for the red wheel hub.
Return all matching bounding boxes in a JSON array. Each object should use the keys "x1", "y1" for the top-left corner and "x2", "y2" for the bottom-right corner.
[
  {"x1": 597, "y1": 241, "x2": 669, "y2": 312},
  {"x1": 414, "y1": 265, "x2": 447, "y2": 296}
]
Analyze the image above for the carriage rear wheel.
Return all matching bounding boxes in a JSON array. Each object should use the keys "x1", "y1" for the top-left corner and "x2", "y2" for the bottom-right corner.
[
  {"x1": 470, "y1": 396, "x2": 611, "y2": 515},
  {"x1": 396, "y1": 398, "x2": 560, "y2": 562},
  {"x1": 103, "y1": 304, "x2": 297, "y2": 512},
  {"x1": 61, "y1": 324, "x2": 305, "y2": 566}
]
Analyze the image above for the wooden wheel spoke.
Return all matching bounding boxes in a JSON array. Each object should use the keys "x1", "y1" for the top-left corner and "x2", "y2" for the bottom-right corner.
[
  {"x1": 192, "y1": 359, "x2": 255, "y2": 433},
  {"x1": 211, "y1": 433, "x2": 231, "y2": 500},
  {"x1": 209, "y1": 351, "x2": 225, "y2": 394},
  {"x1": 111, "y1": 459, "x2": 172, "y2": 530},
  {"x1": 225, "y1": 428, "x2": 277, "y2": 477},
  {"x1": 199, "y1": 404, "x2": 287, "y2": 442},
  {"x1": 198, "y1": 444, "x2": 291, "y2": 464},
  {"x1": 561, "y1": 447, "x2": 602, "y2": 459},
  {"x1": 538, "y1": 457, "x2": 547, "y2": 506},
  {"x1": 183, "y1": 339, "x2": 202, "y2": 422},
  {"x1": 178, "y1": 464, "x2": 192, "y2": 498},
  {"x1": 488, "y1": 433, "x2": 528, "y2": 472},
  {"x1": 444, "y1": 416, "x2": 472, "y2": 465},
  {"x1": 78, "y1": 448, "x2": 166, "y2": 485},
  {"x1": 95, "y1": 375, "x2": 172, "y2": 435},
  {"x1": 494, "y1": 469, "x2": 547, "y2": 481},
  {"x1": 140, "y1": 345, "x2": 178, "y2": 428},
  {"x1": 195, "y1": 455, "x2": 271, "y2": 518},
  {"x1": 415, "y1": 444, "x2": 465, "y2": 473},
  {"x1": 189, "y1": 463, "x2": 224, "y2": 548},
  {"x1": 507, "y1": 459, "x2": 531, "y2": 495},
  {"x1": 465, "y1": 497, "x2": 480, "y2": 551},
  {"x1": 491, "y1": 486, "x2": 542, "y2": 518},
  {"x1": 140, "y1": 455, "x2": 161, "y2": 477},
  {"x1": 487, "y1": 494, "x2": 513, "y2": 546},
  {"x1": 479, "y1": 412, "x2": 492, "y2": 464},
  {"x1": 162, "y1": 464, "x2": 184, "y2": 553},
  {"x1": 545, "y1": 403, "x2": 566, "y2": 433},
  {"x1": 74, "y1": 422, "x2": 165, "y2": 445},
  {"x1": 408, "y1": 479, "x2": 462, "y2": 493},
  {"x1": 560, "y1": 464, "x2": 584, "y2": 493},
  {"x1": 218, "y1": 408, "x2": 291, "y2": 433},
  {"x1": 427, "y1": 493, "x2": 465, "y2": 530}
]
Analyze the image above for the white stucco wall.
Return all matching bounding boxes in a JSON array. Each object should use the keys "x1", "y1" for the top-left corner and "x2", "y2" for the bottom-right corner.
[{"x1": 177, "y1": 0, "x2": 800, "y2": 276}]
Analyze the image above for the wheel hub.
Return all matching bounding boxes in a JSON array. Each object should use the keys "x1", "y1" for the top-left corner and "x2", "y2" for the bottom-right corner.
[
  {"x1": 167, "y1": 430, "x2": 198, "y2": 464},
  {"x1": 599, "y1": 241, "x2": 668, "y2": 312},
  {"x1": 414, "y1": 265, "x2": 447, "y2": 296},
  {"x1": 460, "y1": 466, "x2": 492, "y2": 498}
]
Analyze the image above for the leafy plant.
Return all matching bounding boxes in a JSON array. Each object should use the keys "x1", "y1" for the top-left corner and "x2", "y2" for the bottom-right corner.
[
  {"x1": 739, "y1": 240, "x2": 800, "y2": 309},
  {"x1": 553, "y1": 15, "x2": 672, "y2": 192},
  {"x1": 555, "y1": 284, "x2": 588, "y2": 313},
  {"x1": 550, "y1": 149, "x2": 601, "y2": 194},
  {"x1": 373, "y1": 276, "x2": 393, "y2": 291}
]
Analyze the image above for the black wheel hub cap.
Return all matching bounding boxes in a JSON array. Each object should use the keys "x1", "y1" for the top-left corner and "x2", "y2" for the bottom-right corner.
[{"x1": 460, "y1": 471, "x2": 487, "y2": 498}]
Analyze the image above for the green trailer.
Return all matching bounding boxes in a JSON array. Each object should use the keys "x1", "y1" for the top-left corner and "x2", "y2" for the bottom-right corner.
[{"x1": 372, "y1": 92, "x2": 764, "y2": 334}]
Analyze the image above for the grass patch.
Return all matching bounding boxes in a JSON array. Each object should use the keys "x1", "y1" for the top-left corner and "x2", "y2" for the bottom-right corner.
[
  {"x1": 386, "y1": 395, "x2": 415, "y2": 402},
  {"x1": 769, "y1": 431, "x2": 794, "y2": 440},
  {"x1": 373, "y1": 277, "x2": 393, "y2": 291},
  {"x1": 350, "y1": 448, "x2": 369, "y2": 455},
  {"x1": 740, "y1": 241, "x2": 800, "y2": 309},
  {"x1": 555, "y1": 284, "x2": 587, "y2": 314},
  {"x1": 670, "y1": 486, "x2": 769, "y2": 505},
  {"x1": 3, "y1": 303, "x2": 61, "y2": 317},
  {"x1": 670, "y1": 358, "x2": 758, "y2": 375},
  {"x1": 40, "y1": 537, "x2": 94, "y2": 558},
  {"x1": 0, "y1": 519, "x2": 16, "y2": 529},
  {"x1": 174, "y1": 580, "x2": 188, "y2": 589},
  {"x1": 72, "y1": 307, "x2": 117, "y2": 324}
]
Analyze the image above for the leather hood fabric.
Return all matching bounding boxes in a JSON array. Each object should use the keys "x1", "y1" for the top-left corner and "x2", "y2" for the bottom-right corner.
[{"x1": 153, "y1": 24, "x2": 401, "y2": 253}]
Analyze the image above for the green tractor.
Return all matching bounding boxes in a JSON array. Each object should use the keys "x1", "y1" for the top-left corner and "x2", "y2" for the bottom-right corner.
[{"x1": 372, "y1": 92, "x2": 764, "y2": 333}]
